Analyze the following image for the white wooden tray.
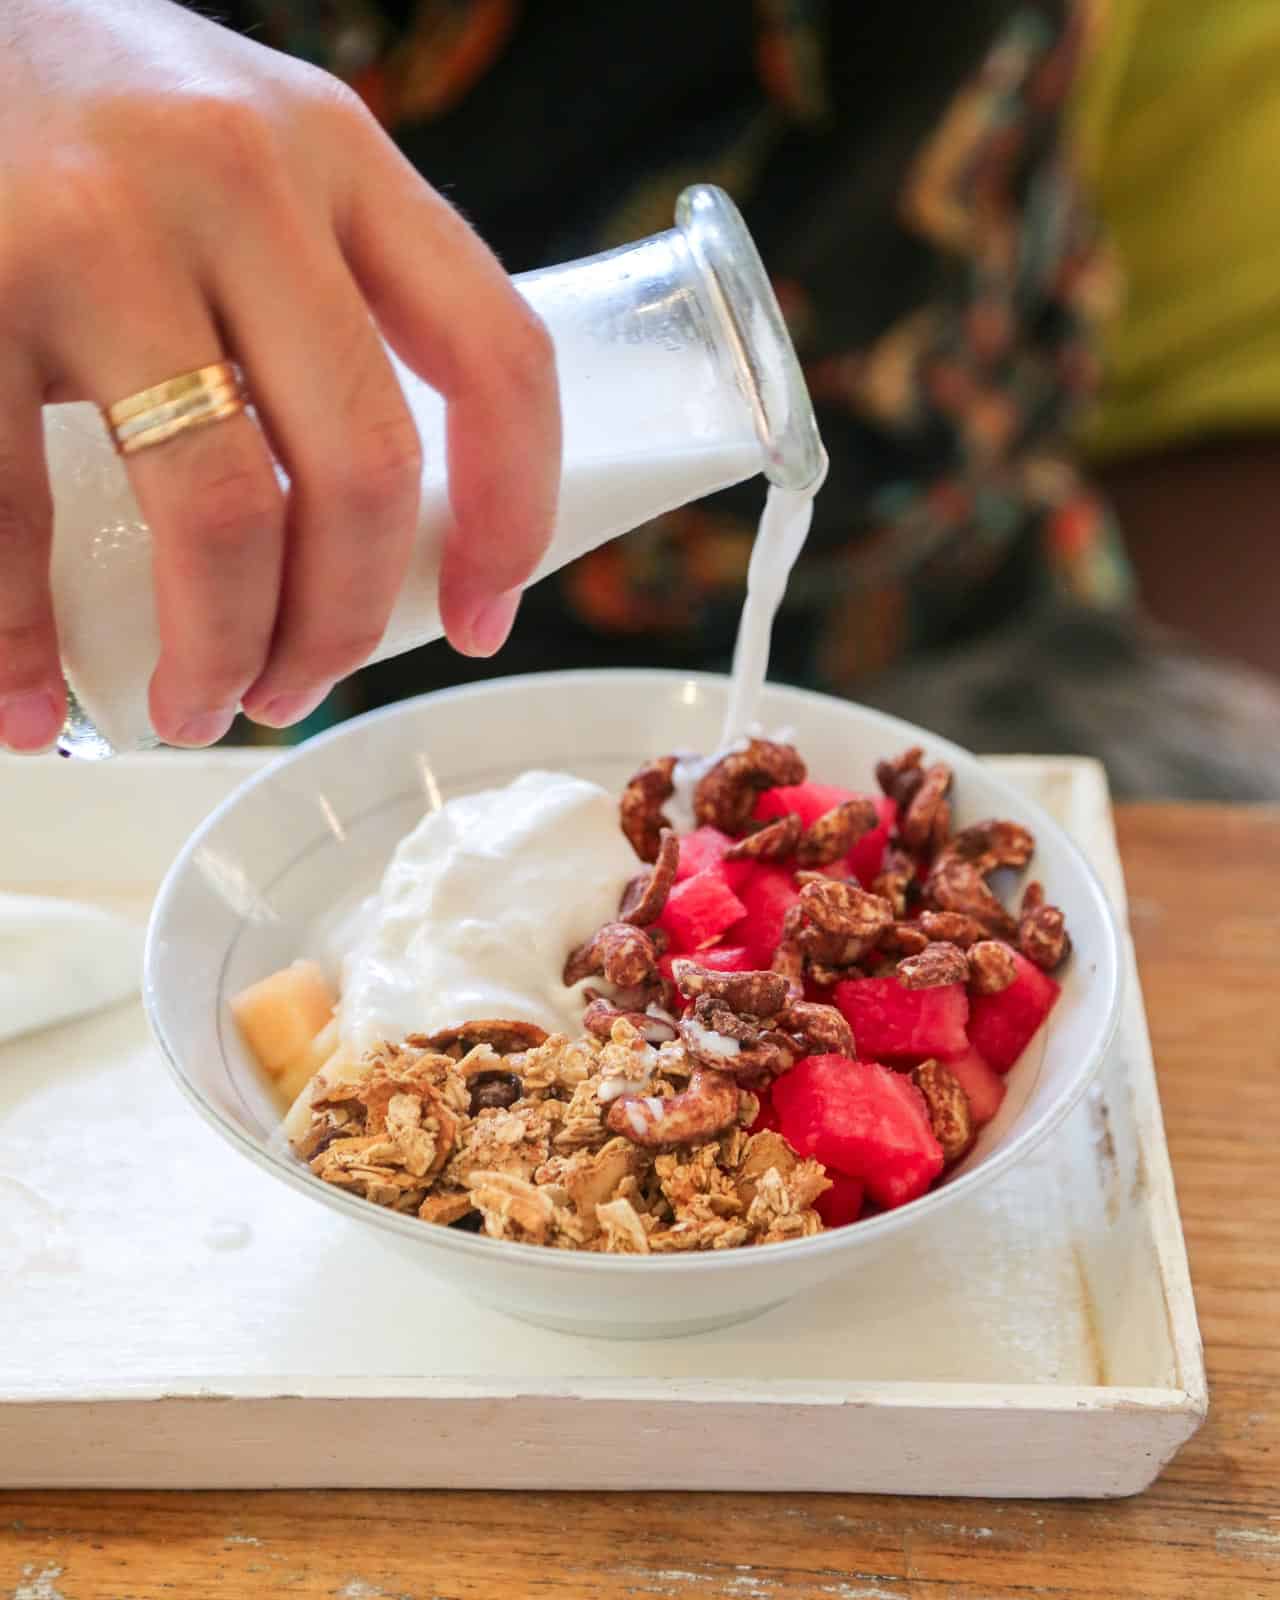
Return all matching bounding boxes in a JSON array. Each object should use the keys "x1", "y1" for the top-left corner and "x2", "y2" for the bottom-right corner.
[{"x1": 0, "y1": 750, "x2": 1205, "y2": 1495}]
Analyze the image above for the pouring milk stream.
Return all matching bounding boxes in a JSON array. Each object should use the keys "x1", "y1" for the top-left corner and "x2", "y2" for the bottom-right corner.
[{"x1": 41, "y1": 185, "x2": 825, "y2": 759}]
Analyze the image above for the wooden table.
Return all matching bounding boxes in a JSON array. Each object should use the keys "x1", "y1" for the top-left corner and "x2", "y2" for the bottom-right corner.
[{"x1": 4, "y1": 804, "x2": 1277, "y2": 1600}]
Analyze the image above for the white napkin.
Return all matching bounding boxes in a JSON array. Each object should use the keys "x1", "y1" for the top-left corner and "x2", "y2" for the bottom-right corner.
[{"x1": 0, "y1": 892, "x2": 144, "y2": 1045}]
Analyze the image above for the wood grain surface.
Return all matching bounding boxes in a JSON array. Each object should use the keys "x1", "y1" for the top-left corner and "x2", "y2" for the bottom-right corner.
[{"x1": 4, "y1": 803, "x2": 1277, "y2": 1600}]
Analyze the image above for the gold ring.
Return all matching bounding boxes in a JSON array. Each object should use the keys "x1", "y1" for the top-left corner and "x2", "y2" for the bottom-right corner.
[{"x1": 104, "y1": 361, "x2": 248, "y2": 456}]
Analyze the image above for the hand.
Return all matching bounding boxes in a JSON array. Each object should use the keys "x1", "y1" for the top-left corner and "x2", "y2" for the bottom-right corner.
[{"x1": 0, "y1": 0, "x2": 560, "y2": 751}]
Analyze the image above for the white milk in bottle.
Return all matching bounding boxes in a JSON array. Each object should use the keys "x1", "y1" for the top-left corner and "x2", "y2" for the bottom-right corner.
[{"x1": 46, "y1": 185, "x2": 825, "y2": 757}]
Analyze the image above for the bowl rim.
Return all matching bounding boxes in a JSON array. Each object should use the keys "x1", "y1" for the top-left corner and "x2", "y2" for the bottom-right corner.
[{"x1": 144, "y1": 667, "x2": 1124, "y2": 1276}]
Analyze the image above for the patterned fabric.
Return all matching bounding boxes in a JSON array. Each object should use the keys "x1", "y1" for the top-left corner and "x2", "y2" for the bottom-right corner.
[{"x1": 211, "y1": 0, "x2": 1132, "y2": 732}]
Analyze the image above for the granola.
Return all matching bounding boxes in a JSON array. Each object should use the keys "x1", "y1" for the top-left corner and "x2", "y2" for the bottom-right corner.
[
  {"x1": 618, "y1": 828, "x2": 679, "y2": 925},
  {"x1": 967, "y1": 938, "x2": 1019, "y2": 995},
  {"x1": 923, "y1": 819, "x2": 1036, "y2": 940},
  {"x1": 915, "y1": 909, "x2": 989, "y2": 948},
  {"x1": 911, "y1": 1059, "x2": 975, "y2": 1165},
  {"x1": 924, "y1": 856, "x2": 1018, "y2": 939},
  {"x1": 263, "y1": 735, "x2": 1077, "y2": 1255},
  {"x1": 795, "y1": 796, "x2": 879, "y2": 868},
  {"x1": 725, "y1": 811, "x2": 804, "y2": 862},
  {"x1": 788, "y1": 878, "x2": 894, "y2": 966},
  {"x1": 898, "y1": 762, "x2": 953, "y2": 856},
  {"x1": 1017, "y1": 881, "x2": 1072, "y2": 971},
  {"x1": 778, "y1": 999, "x2": 854, "y2": 1056},
  {"x1": 670, "y1": 959, "x2": 789, "y2": 1016},
  {"x1": 294, "y1": 1016, "x2": 829, "y2": 1251},
  {"x1": 896, "y1": 940, "x2": 969, "y2": 990},
  {"x1": 563, "y1": 921, "x2": 662, "y2": 989},
  {"x1": 693, "y1": 738, "x2": 806, "y2": 833},
  {"x1": 619, "y1": 756, "x2": 677, "y2": 863},
  {"x1": 875, "y1": 745, "x2": 926, "y2": 811},
  {"x1": 872, "y1": 845, "x2": 917, "y2": 918},
  {"x1": 582, "y1": 995, "x2": 679, "y2": 1043}
]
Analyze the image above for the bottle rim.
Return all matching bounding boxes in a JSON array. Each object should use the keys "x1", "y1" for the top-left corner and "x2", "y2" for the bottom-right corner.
[{"x1": 675, "y1": 184, "x2": 828, "y2": 495}]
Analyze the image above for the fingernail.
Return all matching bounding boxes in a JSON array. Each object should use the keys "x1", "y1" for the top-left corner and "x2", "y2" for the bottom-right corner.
[
  {"x1": 173, "y1": 708, "x2": 236, "y2": 748},
  {"x1": 253, "y1": 686, "x2": 331, "y2": 729},
  {"x1": 462, "y1": 588, "x2": 521, "y2": 658},
  {"x1": 0, "y1": 690, "x2": 62, "y2": 753}
]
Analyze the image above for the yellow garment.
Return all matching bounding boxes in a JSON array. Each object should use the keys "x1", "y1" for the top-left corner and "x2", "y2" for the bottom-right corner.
[{"x1": 1072, "y1": 0, "x2": 1280, "y2": 461}]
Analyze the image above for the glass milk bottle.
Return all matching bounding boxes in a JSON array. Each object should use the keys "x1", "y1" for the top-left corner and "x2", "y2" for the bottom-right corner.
[{"x1": 44, "y1": 184, "x2": 826, "y2": 758}]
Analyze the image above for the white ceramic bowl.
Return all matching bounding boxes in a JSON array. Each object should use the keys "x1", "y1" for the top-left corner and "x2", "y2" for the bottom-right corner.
[{"x1": 145, "y1": 670, "x2": 1122, "y2": 1339}]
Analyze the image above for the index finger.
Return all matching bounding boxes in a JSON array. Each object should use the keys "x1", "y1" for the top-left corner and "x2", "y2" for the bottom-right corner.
[{"x1": 336, "y1": 133, "x2": 560, "y2": 656}]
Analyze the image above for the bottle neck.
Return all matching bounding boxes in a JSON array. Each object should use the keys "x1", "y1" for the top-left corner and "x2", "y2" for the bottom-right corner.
[{"x1": 676, "y1": 185, "x2": 827, "y2": 496}]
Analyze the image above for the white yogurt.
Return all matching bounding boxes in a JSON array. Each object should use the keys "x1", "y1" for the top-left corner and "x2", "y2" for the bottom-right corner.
[
  {"x1": 317, "y1": 481, "x2": 822, "y2": 1061},
  {"x1": 336, "y1": 770, "x2": 638, "y2": 1051}
]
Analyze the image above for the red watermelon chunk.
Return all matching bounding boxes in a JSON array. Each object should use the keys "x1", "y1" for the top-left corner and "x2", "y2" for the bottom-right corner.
[
  {"x1": 748, "y1": 1084, "x2": 782, "y2": 1135},
  {"x1": 846, "y1": 795, "x2": 896, "y2": 888},
  {"x1": 757, "y1": 787, "x2": 894, "y2": 887},
  {"x1": 772, "y1": 1054, "x2": 944, "y2": 1209},
  {"x1": 655, "y1": 870, "x2": 746, "y2": 955},
  {"x1": 747, "y1": 1091, "x2": 863, "y2": 1227},
  {"x1": 815, "y1": 1170, "x2": 865, "y2": 1229},
  {"x1": 756, "y1": 781, "x2": 864, "y2": 829},
  {"x1": 939, "y1": 1046, "x2": 1006, "y2": 1125},
  {"x1": 724, "y1": 864, "x2": 801, "y2": 969},
  {"x1": 674, "y1": 825, "x2": 753, "y2": 894},
  {"x1": 835, "y1": 976, "x2": 970, "y2": 1062},
  {"x1": 658, "y1": 945, "x2": 755, "y2": 986},
  {"x1": 966, "y1": 950, "x2": 1060, "y2": 1073}
]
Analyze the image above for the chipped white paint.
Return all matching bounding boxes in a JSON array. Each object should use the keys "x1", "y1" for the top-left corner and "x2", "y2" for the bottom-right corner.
[
  {"x1": 11, "y1": 1565, "x2": 68, "y2": 1600},
  {"x1": 725, "y1": 1577, "x2": 775, "y2": 1595},
  {"x1": 0, "y1": 752, "x2": 1206, "y2": 1496},
  {"x1": 1216, "y1": 1527, "x2": 1280, "y2": 1557},
  {"x1": 817, "y1": 1584, "x2": 902, "y2": 1600},
  {"x1": 223, "y1": 1533, "x2": 262, "y2": 1546},
  {"x1": 615, "y1": 1573, "x2": 716, "y2": 1599}
]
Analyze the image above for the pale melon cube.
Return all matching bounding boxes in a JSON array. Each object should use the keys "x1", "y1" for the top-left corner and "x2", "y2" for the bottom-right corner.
[
  {"x1": 230, "y1": 960, "x2": 336, "y2": 1077},
  {"x1": 283, "y1": 1037, "x2": 365, "y2": 1147},
  {"x1": 275, "y1": 1016, "x2": 340, "y2": 1108}
]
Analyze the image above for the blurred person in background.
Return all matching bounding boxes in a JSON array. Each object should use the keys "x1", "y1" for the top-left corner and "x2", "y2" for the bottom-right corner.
[{"x1": 7, "y1": 2, "x2": 1279, "y2": 793}]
